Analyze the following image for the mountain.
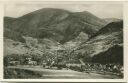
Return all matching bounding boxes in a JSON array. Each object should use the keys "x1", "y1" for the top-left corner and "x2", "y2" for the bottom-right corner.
[
  {"x1": 4, "y1": 8, "x2": 123, "y2": 65},
  {"x1": 74, "y1": 21, "x2": 123, "y2": 64},
  {"x1": 91, "y1": 21, "x2": 123, "y2": 38},
  {"x1": 4, "y1": 8, "x2": 107, "y2": 44},
  {"x1": 92, "y1": 44, "x2": 123, "y2": 64}
]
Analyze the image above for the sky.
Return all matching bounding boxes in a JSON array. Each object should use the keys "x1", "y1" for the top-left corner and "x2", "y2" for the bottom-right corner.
[{"x1": 4, "y1": 2, "x2": 123, "y2": 19}]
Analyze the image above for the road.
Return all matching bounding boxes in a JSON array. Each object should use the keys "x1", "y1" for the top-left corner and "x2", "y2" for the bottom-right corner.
[{"x1": 7, "y1": 66, "x2": 121, "y2": 79}]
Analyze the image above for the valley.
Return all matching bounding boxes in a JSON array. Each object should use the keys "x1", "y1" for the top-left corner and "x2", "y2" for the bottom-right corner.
[{"x1": 4, "y1": 8, "x2": 123, "y2": 79}]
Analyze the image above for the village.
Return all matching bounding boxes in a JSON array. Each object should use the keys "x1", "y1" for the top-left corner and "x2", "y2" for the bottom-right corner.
[{"x1": 4, "y1": 51, "x2": 124, "y2": 79}]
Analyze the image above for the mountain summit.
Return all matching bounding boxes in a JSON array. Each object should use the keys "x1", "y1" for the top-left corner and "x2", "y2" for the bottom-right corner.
[{"x1": 4, "y1": 8, "x2": 107, "y2": 44}]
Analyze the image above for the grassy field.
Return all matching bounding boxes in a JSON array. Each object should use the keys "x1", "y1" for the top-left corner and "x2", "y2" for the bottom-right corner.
[
  {"x1": 4, "y1": 67, "x2": 42, "y2": 79},
  {"x1": 4, "y1": 66, "x2": 122, "y2": 79}
]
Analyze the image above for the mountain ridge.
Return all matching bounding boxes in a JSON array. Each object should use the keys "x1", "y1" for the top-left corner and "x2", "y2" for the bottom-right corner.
[{"x1": 4, "y1": 8, "x2": 107, "y2": 44}]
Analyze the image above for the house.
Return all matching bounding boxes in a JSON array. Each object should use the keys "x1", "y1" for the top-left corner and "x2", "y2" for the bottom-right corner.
[{"x1": 9, "y1": 61, "x2": 20, "y2": 66}]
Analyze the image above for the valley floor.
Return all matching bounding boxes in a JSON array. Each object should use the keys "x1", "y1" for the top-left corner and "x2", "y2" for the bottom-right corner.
[{"x1": 4, "y1": 66, "x2": 122, "y2": 79}]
